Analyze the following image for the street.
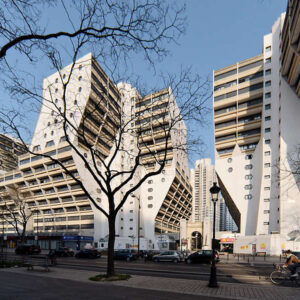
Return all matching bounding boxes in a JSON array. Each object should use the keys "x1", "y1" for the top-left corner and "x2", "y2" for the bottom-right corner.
[{"x1": 56, "y1": 255, "x2": 274, "y2": 284}]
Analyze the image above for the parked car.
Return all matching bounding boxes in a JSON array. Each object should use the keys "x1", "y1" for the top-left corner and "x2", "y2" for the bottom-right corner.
[
  {"x1": 75, "y1": 249, "x2": 101, "y2": 259},
  {"x1": 220, "y1": 246, "x2": 233, "y2": 254},
  {"x1": 113, "y1": 249, "x2": 138, "y2": 261},
  {"x1": 185, "y1": 250, "x2": 220, "y2": 264},
  {"x1": 152, "y1": 251, "x2": 181, "y2": 263},
  {"x1": 55, "y1": 247, "x2": 75, "y2": 257},
  {"x1": 15, "y1": 244, "x2": 41, "y2": 255}
]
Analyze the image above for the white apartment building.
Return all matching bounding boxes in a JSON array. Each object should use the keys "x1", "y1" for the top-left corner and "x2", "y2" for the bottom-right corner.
[
  {"x1": 213, "y1": 1, "x2": 300, "y2": 255},
  {"x1": 0, "y1": 53, "x2": 192, "y2": 250}
]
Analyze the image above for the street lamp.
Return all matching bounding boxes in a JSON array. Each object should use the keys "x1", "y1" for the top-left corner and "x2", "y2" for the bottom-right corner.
[
  {"x1": 131, "y1": 194, "x2": 141, "y2": 258},
  {"x1": 208, "y1": 182, "x2": 221, "y2": 288}
]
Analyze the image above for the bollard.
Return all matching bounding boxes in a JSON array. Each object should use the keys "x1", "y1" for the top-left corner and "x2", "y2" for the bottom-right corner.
[
  {"x1": 227, "y1": 252, "x2": 229, "y2": 262},
  {"x1": 264, "y1": 253, "x2": 266, "y2": 261},
  {"x1": 247, "y1": 256, "x2": 249, "y2": 263},
  {"x1": 279, "y1": 254, "x2": 281, "y2": 262}
]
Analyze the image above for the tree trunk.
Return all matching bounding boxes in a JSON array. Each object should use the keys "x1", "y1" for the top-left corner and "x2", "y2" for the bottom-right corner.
[
  {"x1": 20, "y1": 224, "x2": 26, "y2": 244},
  {"x1": 106, "y1": 215, "x2": 116, "y2": 277}
]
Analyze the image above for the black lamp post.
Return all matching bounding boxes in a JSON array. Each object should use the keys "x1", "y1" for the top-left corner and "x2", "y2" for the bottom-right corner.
[
  {"x1": 132, "y1": 194, "x2": 141, "y2": 258},
  {"x1": 208, "y1": 182, "x2": 221, "y2": 288}
]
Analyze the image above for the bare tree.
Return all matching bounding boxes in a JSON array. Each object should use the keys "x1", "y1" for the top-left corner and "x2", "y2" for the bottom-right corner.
[
  {"x1": 0, "y1": 186, "x2": 34, "y2": 244},
  {"x1": 0, "y1": 0, "x2": 210, "y2": 277}
]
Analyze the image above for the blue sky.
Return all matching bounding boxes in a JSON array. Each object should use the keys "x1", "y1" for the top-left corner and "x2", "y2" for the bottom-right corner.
[
  {"x1": 151, "y1": 0, "x2": 287, "y2": 165},
  {"x1": 0, "y1": 0, "x2": 287, "y2": 167}
]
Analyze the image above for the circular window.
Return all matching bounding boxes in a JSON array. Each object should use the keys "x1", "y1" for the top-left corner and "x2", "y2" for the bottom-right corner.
[
  {"x1": 228, "y1": 167, "x2": 233, "y2": 173},
  {"x1": 78, "y1": 87, "x2": 82, "y2": 92},
  {"x1": 161, "y1": 178, "x2": 165, "y2": 182},
  {"x1": 148, "y1": 196, "x2": 153, "y2": 200},
  {"x1": 227, "y1": 158, "x2": 232, "y2": 163},
  {"x1": 55, "y1": 88, "x2": 58, "y2": 93},
  {"x1": 79, "y1": 65, "x2": 82, "y2": 71},
  {"x1": 97, "y1": 188, "x2": 101, "y2": 193},
  {"x1": 96, "y1": 198, "x2": 101, "y2": 203},
  {"x1": 148, "y1": 204, "x2": 153, "y2": 208},
  {"x1": 78, "y1": 76, "x2": 82, "y2": 81},
  {"x1": 148, "y1": 188, "x2": 153, "y2": 192},
  {"x1": 84, "y1": 153, "x2": 88, "y2": 158}
]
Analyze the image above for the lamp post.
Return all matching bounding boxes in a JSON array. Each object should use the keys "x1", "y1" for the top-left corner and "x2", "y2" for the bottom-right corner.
[{"x1": 208, "y1": 182, "x2": 221, "y2": 288}]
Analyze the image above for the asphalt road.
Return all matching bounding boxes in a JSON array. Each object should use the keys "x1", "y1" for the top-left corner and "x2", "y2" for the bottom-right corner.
[
  {"x1": 2, "y1": 252, "x2": 274, "y2": 284},
  {"x1": 55, "y1": 257, "x2": 273, "y2": 284},
  {"x1": 0, "y1": 271, "x2": 226, "y2": 300}
]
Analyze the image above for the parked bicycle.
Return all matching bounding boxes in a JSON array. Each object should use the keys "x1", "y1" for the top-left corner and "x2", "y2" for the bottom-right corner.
[{"x1": 270, "y1": 264, "x2": 300, "y2": 286}]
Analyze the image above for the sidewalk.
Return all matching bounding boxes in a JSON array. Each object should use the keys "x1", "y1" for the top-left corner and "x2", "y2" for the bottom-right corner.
[{"x1": 1, "y1": 266, "x2": 299, "y2": 299}]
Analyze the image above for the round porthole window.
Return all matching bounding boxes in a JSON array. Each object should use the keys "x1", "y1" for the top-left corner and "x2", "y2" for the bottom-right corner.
[{"x1": 228, "y1": 167, "x2": 233, "y2": 173}]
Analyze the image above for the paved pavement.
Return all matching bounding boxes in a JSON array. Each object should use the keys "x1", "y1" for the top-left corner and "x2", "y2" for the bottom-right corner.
[{"x1": 1, "y1": 266, "x2": 299, "y2": 299}]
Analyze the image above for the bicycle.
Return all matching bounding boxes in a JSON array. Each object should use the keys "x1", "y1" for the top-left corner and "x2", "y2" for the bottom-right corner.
[{"x1": 270, "y1": 264, "x2": 300, "y2": 286}]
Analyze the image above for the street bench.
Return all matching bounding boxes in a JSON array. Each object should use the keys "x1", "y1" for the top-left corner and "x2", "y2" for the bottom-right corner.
[{"x1": 26, "y1": 255, "x2": 50, "y2": 271}]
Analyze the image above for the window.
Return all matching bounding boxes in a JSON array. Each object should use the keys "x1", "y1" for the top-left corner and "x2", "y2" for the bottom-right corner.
[
  {"x1": 51, "y1": 111, "x2": 55, "y2": 116},
  {"x1": 264, "y1": 187, "x2": 270, "y2": 191},
  {"x1": 264, "y1": 175, "x2": 270, "y2": 179},
  {"x1": 148, "y1": 188, "x2": 153, "y2": 192},
  {"x1": 78, "y1": 87, "x2": 82, "y2": 92},
  {"x1": 245, "y1": 164, "x2": 253, "y2": 170},
  {"x1": 78, "y1": 76, "x2": 82, "y2": 81},
  {"x1": 148, "y1": 196, "x2": 153, "y2": 200},
  {"x1": 60, "y1": 136, "x2": 67, "y2": 143},
  {"x1": 130, "y1": 210, "x2": 133, "y2": 213},
  {"x1": 161, "y1": 178, "x2": 165, "y2": 182},
  {"x1": 55, "y1": 88, "x2": 58, "y2": 93},
  {"x1": 264, "y1": 163, "x2": 270, "y2": 168},
  {"x1": 265, "y1": 69, "x2": 271, "y2": 76},
  {"x1": 245, "y1": 154, "x2": 252, "y2": 160},
  {"x1": 55, "y1": 78, "x2": 58, "y2": 83},
  {"x1": 55, "y1": 99, "x2": 58, "y2": 104},
  {"x1": 265, "y1": 128, "x2": 271, "y2": 133},
  {"x1": 265, "y1": 93, "x2": 271, "y2": 99},
  {"x1": 74, "y1": 100, "x2": 77, "y2": 105},
  {"x1": 244, "y1": 194, "x2": 252, "y2": 200},
  {"x1": 148, "y1": 204, "x2": 153, "y2": 208},
  {"x1": 45, "y1": 140, "x2": 55, "y2": 148},
  {"x1": 228, "y1": 167, "x2": 233, "y2": 173},
  {"x1": 265, "y1": 139, "x2": 271, "y2": 144},
  {"x1": 265, "y1": 81, "x2": 271, "y2": 87},
  {"x1": 244, "y1": 184, "x2": 252, "y2": 190},
  {"x1": 265, "y1": 104, "x2": 271, "y2": 110},
  {"x1": 47, "y1": 122, "x2": 51, "y2": 126},
  {"x1": 63, "y1": 74, "x2": 66, "y2": 79},
  {"x1": 264, "y1": 198, "x2": 270, "y2": 202},
  {"x1": 227, "y1": 158, "x2": 232, "y2": 163},
  {"x1": 265, "y1": 116, "x2": 271, "y2": 121},
  {"x1": 264, "y1": 210, "x2": 270, "y2": 214},
  {"x1": 148, "y1": 180, "x2": 153, "y2": 184},
  {"x1": 263, "y1": 222, "x2": 269, "y2": 225},
  {"x1": 265, "y1": 46, "x2": 271, "y2": 52},
  {"x1": 265, "y1": 58, "x2": 271, "y2": 64},
  {"x1": 245, "y1": 174, "x2": 253, "y2": 180},
  {"x1": 70, "y1": 113, "x2": 73, "y2": 118}
]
